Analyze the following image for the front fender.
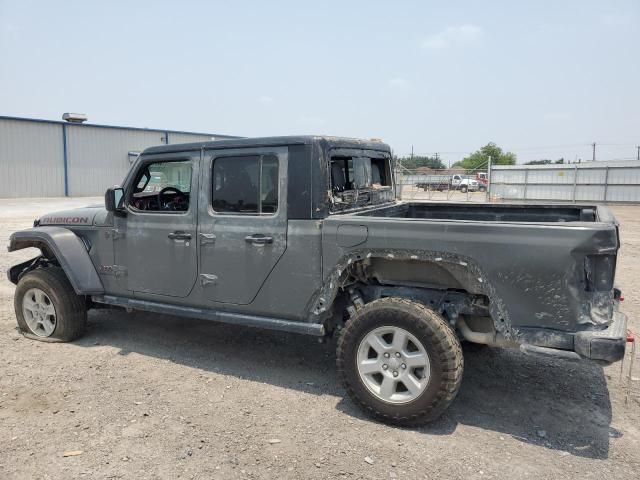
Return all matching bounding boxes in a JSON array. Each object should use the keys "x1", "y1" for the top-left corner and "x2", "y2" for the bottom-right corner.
[{"x1": 8, "y1": 227, "x2": 104, "y2": 295}]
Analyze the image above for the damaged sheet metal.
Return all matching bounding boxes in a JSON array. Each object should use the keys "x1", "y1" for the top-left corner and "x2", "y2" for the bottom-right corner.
[
  {"x1": 319, "y1": 204, "x2": 621, "y2": 340},
  {"x1": 308, "y1": 247, "x2": 517, "y2": 339}
]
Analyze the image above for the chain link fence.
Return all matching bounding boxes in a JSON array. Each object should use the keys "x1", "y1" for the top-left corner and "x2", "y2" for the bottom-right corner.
[
  {"x1": 395, "y1": 162, "x2": 491, "y2": 203},
  {"x1": 395, "y1": 157, "x2": 640, "y2": 204}
]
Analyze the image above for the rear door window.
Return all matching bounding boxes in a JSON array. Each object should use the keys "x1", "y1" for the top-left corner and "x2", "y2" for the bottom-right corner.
[{"x1": 212, "y1": 155, "x2": 279, "y2": 214}]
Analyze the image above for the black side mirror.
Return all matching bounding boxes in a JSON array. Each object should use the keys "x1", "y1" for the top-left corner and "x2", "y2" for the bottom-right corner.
[{"x1": 105, "y1": 187, "x2": 125, "y2": 212}]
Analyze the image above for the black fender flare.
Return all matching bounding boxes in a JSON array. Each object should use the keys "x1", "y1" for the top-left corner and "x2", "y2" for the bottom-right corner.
[{"x1": 7, "y1": 227, "x2": 104, "y2": 295}]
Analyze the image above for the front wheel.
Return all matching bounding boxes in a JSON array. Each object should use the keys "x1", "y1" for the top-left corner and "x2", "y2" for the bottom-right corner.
[
  {"x1": 14, "y1": 267, "x2": 87, "y2": 342},
  {"x1": 460, "y1": 185, "x2": 468, "y2": 193},
  {"x1": 337, "y1": 298, "x2": 463, "y2": 426}
]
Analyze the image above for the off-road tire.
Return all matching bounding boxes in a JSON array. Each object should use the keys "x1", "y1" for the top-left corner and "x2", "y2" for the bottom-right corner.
[
  {"x1": 337, "y1": 297, "x2": 463, "y2": 426},
  {"x1": 14, "y1": 267, "x2": 87, "y2": 342}
]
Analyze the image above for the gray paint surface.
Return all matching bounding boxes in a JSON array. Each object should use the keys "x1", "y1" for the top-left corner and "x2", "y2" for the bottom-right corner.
[
  {"x1": 197, "y1": 146, "x2": 289, "y2": 305},
  {"x1": 8, "y1": 226, "x2": 104, "y2": 294},
  {"x1": 321, "y1": 209, "x2": 618, "y2": 335}
]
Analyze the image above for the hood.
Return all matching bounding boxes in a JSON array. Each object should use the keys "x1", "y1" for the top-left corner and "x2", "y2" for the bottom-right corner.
[{"x1": 38, "y1": 204, "x2": 112, "y2": 227}]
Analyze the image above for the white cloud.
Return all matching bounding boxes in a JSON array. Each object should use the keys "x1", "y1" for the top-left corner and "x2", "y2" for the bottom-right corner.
[
  {"x1": 388, "y1": 77, "x2": 409, "y2": 88},
  {"x1": 422, "y1": 25, "x2": 483, "y2": 50},
  {"x1": 259, "y1": 95, "x2": 275, "y2": 105}
]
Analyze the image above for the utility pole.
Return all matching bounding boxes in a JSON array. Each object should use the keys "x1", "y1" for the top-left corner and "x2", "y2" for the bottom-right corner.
[
  {"x1": 592, "y1": 142, "x2": 596, "y2": 162},
  {"x1": 486, "y1": 155, "x2": 492, "y2": 201}
]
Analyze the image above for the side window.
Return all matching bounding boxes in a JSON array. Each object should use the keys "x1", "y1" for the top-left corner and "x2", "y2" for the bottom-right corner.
[
  {"x1": 330, "y1": 156, "x2": 391, "y2": 191},
  {"x1": 130, "y1": 160, "x2": 192, "y2": 212},
  {"x1": 212, "y1": 154, "x2": 279, "y2": 214}
]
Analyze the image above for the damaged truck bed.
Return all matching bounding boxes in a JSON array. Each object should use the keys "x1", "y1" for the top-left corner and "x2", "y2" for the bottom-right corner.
[
  {"x1": 7, "y1": 135, "x2": 628, "y2": 426},
  {"x1": 323, "y1": 201, "x2": 625, "y2": 362}
]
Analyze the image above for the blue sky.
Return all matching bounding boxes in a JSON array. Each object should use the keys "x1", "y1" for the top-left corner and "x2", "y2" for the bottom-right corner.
[{"x1": 1, "y1": 0, "x2": 638, "y2": 164}]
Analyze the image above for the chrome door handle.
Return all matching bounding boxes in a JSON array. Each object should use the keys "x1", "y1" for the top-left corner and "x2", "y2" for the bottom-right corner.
[
  {"x1": 168, "y1": 231, "x2": 192, "y2": 240},
  {"x1": 245, "y1": 234, "x2": 273, "y2": 245}
]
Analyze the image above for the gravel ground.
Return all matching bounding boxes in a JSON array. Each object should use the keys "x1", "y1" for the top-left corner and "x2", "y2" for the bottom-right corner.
[{"x1": 0, "y1": 198, "x2": 638, "y2": 479}]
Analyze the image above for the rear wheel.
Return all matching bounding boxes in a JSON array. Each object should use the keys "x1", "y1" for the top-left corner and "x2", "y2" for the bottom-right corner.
[
  {"x1": 337, "y1": 298, "x2": 463, "y2": 426},
  {"x1": 14, "y1": 267, "x2": 87, "y2": 342}
]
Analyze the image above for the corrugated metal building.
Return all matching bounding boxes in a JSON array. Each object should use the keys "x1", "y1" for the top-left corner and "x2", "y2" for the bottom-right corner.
[
  {"x1": 490, "y1": 160, "x2": 640, "y2": 203},
  {"x1": 0, "y1": 116, "x2": 238, "y2": 198}
]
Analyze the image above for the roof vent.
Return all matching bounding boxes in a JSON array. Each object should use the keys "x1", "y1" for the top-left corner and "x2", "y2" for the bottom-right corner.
[{"x1": 62, "y1": 113, "x2": 88, "y2": 123}]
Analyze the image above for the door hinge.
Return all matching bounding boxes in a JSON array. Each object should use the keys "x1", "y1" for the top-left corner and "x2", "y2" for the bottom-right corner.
[
  {"x1": 98, "y1": 265, "x2": 128, "y2": 277},
  {"x1": 106, "y1": 228, "x2": 125, "y2": 240},
  {"x1": 199, "y1": 274, "x2": 218, "y2": 286},
  {"x1": 200, "y1": 233, "x2": 216, "y2": 245}
]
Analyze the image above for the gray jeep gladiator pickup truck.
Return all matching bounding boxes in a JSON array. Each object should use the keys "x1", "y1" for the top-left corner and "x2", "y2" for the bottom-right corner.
[{"x1": 7, "y1": 136, "x2": 628, "y2": 426}]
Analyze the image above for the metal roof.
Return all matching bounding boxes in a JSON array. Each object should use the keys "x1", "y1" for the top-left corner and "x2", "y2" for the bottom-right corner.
[{"x1": 0, "y1": 115, "x2": 240, "y2": 139}]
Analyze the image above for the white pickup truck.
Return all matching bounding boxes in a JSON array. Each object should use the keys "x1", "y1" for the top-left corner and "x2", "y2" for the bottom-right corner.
[{"x1": 414, "y1": 174, "x2": 480, "y2": 192}]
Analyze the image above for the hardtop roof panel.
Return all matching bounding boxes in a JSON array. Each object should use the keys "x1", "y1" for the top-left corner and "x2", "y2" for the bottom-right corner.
[{"x1": 142, "y1": 135, "x2": 391, "y2": 155}]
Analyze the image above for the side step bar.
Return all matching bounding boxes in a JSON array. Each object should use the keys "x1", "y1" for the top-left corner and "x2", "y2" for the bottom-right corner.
[{"x1": 91, "y1": 295, "x2": 326, "y2": 336}]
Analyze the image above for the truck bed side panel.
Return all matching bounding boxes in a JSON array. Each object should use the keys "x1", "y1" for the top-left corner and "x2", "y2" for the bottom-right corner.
[{"x1": 321, "y1": 216, "x2": 618, "y2": 336}]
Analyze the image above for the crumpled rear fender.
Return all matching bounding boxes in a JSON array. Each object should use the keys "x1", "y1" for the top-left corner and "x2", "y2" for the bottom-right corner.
[{"x1": 7, "y1": 226, "x2": 104, "y2": 295}]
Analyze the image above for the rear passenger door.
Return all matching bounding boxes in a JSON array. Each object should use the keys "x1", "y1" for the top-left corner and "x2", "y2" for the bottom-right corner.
[{"x1": 197, "y1": 147, "x2": 288, "y2": 305}]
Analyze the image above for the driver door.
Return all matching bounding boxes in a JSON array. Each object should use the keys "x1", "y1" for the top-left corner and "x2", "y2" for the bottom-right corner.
[{"x1": 113, "y1": 151, "x2": 199, "y2": 297}]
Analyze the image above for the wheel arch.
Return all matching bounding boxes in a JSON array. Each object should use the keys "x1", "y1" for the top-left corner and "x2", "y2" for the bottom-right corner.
[
  {"x1": 310, "y1": 248, "x2": 516, "y2": 339},
  {"x1": 8, "y1": 227, "x2": 104, "y2": 295}
]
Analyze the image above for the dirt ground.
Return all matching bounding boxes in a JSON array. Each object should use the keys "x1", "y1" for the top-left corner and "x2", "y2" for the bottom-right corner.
[{"x1": 0, "y1": 198, "x2": 638, "y2": 480}]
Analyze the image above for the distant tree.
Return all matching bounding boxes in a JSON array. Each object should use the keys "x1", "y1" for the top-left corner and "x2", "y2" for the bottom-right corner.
[
  {"x1": 525, "y1": 159, "x2": 552, "y2": 165},
  {"x1": 396, "y1": 155, "x2": 445, "y2": 170},
  {"x1": 524, "y1": 158, "x2": 565, "y2": 165},
  {"x1": 452, "y1": 142, "x2": 516, "y2": 170}
]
